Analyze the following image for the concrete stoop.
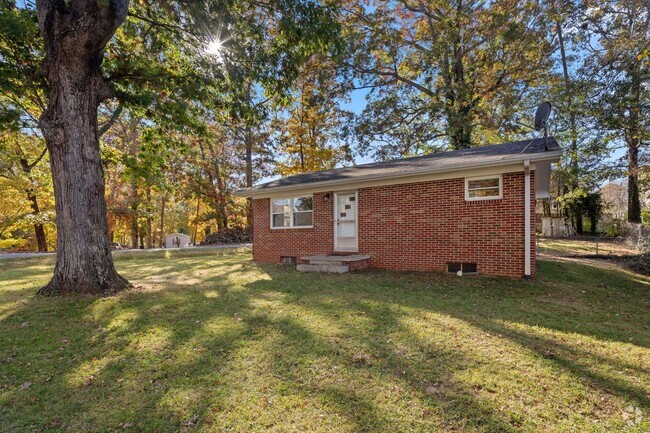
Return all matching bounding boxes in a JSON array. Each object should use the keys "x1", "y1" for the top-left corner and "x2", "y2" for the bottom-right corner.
[{"x1": 297, "y1": 254, "x2": 371, "y2": 273}]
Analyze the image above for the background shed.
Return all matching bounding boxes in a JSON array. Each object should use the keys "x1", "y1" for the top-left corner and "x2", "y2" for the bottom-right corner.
[{"x1": 165, "y1": 233, "x2": 191, "y2": 248}]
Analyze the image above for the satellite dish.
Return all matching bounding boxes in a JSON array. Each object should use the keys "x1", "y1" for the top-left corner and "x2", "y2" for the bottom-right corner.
[{"x1": 534, "y1": 102, "x2": 552, "y2": 131}]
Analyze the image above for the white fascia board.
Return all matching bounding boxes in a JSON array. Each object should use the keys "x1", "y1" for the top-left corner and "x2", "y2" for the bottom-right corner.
[{"x1": 236, "y1": 150, "x2": 561, "y2": 199}]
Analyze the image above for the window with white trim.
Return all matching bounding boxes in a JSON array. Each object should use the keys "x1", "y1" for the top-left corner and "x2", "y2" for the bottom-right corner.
[
  {"x1": 465, "y1": 175, "x2": 502, "y2": 200},
  {"x1": 271, "y1": 196, "x2": 313, "y2": 228}
]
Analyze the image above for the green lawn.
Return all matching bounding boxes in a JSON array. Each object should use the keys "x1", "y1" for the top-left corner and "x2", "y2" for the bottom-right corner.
[
  {"x1": 538, "y1": 237, "x2": 638, "y2": 257},
  {"x1": 1, "y1": 249, "x2": 648, "y2": 432}
]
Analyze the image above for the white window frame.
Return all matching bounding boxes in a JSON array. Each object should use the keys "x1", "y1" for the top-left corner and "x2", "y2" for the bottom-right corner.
[
  {"x1": 465, "y1": 174, "x2": 503, "y2": 201},
  {"x1": 270, "y1": 195, "x2": 314, "y2": 229}
]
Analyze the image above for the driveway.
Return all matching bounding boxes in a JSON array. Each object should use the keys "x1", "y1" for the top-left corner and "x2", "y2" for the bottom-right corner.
[{"x1": 0, "y1": 243, "x2": 252, "y2": 261}]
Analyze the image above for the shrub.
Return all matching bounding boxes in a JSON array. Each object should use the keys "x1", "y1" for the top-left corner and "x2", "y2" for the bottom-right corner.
[{"x1": 0, "y1": 238, "x2": 27, "y2": 251}]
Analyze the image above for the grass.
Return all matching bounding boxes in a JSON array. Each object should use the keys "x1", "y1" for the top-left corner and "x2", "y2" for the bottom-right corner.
[
  {"x1": 538, "y1": 237, "x2": 638, "y2": 257},
  {"x1": 0, "y1": 248, "x2": 648, "y2": 432}
]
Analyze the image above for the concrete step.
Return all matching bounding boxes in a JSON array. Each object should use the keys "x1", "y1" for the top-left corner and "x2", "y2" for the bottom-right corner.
[
  {"x1": 309, "y1": 260, "x2": 344, "y2": 266},
  {"x1": 297, "y1": 264, "x2": 349, "y2": 273},
  {"x1": 301, "y1": 254, "x2": 370, "y2": 263}
]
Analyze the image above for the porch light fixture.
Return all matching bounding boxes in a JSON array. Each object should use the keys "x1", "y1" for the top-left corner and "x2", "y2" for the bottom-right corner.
[{"x1": 323, "y1": 193, "x2": 330, "y2": 203}]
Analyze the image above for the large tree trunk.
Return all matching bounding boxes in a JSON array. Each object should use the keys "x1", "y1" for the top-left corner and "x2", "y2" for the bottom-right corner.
[
  {"x1": 36, "y1": 0, "x2": 131, "y2": 296},
  {"x1": 244, "y1": 128, "x2": 254, "y2": 229},
  {"x1": 159, "y1": 193, "x2": 166, "y2": 247},
  {"x1": 627, "y1": 144, "x2": 641, "y2": 223},
  {"x1": 146, "y1": 186, "x2": 153, "y2": 249},
  {"x1": 626, "y1": 70, "x2": 642, "y2": 223},
  {"x1": 556, "y1": 16, "x2": 583, "y2": 233},
  {"x1": 129, "y1": 178, "x2": 139, "y2": 248}
]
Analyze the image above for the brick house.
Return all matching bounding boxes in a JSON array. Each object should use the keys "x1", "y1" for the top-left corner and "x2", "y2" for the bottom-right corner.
[{"x1": 235, "y1": 138, "x2": 561, "y2": 278}]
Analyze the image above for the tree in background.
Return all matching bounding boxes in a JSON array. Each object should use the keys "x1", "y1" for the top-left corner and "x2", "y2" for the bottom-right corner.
[
  {"x1": 343, "y1": 0, "x2": 553, "y2": 156},
  {"x1": 0, "y1": 1, "x2": 53, "y2": 250},
  {"x1": 601, "y1": 180, "x2": 627, "y2": 222},
  {"x1": 274, "y1": 55, "x2": 353, "y2": 175},
  {"x1": 2, "y1": 0, "x2": 648, "y2": 269},
  {"x1": 545, "y1": 0, "x2": 610, "y2": 233},
  {"x1": 0, "y1": 131, "x2": 54, "y2": 250},
  {"x1": 579, "y1": 0, "x2": 649, "y2": 223}
]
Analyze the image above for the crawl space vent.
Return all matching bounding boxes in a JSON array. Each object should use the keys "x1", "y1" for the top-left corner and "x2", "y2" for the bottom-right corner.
[
  {"x1": 280, "y1": 256, "x2": 296, "y2": 265},
  {"x1": 447, "y1": 263, "x2": 477, "y2": 273}
]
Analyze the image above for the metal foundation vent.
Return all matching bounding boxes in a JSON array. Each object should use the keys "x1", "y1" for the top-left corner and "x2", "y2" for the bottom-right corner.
[
  {"x1": 447, "y1": 263, "x2": 477, "y2": 274},
  {"x1": 280, "y1": 256, "x2": 297, "y2": 265}
]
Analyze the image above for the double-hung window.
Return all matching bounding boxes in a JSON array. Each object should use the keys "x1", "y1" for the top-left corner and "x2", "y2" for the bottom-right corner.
[
  {"x1": 465, "y1": 175, "x2": 502, "y2": 201},
  {"x1": 271, "y1": 196, "x2": 313, "y2": 228}
]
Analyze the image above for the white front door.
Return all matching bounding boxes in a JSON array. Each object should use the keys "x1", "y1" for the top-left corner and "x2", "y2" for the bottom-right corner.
[{"x1": 334, "y1": 191, "x2": 358, "y2": 252}]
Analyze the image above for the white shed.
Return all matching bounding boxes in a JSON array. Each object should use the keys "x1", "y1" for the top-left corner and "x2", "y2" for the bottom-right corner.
[{"x1": 165, "y1": 233, "x2": 191, "y2": 248}]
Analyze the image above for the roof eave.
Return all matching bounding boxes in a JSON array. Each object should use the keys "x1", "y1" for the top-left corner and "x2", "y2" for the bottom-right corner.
[{"x1": 234, "y1": 150, "x2": 561, "y2": 198}]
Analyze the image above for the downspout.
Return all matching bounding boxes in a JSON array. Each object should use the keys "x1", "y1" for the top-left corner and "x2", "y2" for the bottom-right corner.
[{"x1": 524, "y1": 159, "x2": 531, "y2": 279}]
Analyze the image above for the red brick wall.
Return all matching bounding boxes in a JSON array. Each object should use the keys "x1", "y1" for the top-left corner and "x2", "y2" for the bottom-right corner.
[
  {"x1": 253, "y1": 192, "x2": 334, "y2": 264},
  {"x1": 252, "y1": 171, "x2": 536, "y2": 278}
]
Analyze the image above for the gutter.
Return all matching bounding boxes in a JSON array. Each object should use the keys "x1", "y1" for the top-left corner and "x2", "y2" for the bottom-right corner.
[
  {"x1": 235, "y1": 150, "x2": 561, "y2": 198},
  {"x1": 524, "y1": 159, "x2": 531, "y2": 279}
]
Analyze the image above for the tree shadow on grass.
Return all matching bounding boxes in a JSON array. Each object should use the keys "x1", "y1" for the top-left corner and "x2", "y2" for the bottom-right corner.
[
  {"x1": 1, "y1": 253, "x2": 648, "y2": 432},
  {"x1": 458, "y1": 316, "x2": 650, "y2": 409},
  {"x1": 249, "y1": 261, "x2": 649, "y2": 430},
  {"x1": 242, "y1": 274, "x2": 523, "y2": 431},
  {"x1": 0, "y1": 259, "x2": 258, "y2": 431}
]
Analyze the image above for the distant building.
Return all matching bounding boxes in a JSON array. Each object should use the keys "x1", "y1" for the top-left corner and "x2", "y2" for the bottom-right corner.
[{"x1": 165, "y1": 233, "x2": 191, "y2": 248}]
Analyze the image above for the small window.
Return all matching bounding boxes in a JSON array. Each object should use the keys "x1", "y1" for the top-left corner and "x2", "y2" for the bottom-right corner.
[
  {"x1": 271, "y1": 196, "x2": 313, "y2": 228},
  {"x1": 465, "y1": 175, "x2": 502, "y2": 201}
]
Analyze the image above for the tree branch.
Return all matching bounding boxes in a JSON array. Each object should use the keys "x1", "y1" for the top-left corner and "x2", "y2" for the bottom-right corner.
[{"x1": 98, "y1": 104, "x2": 124, "y2": 137}]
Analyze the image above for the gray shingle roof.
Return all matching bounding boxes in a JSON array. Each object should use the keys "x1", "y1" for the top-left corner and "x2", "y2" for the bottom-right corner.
[{"x1": 237, "y1": 137, "x2": 560, "y2": 196}]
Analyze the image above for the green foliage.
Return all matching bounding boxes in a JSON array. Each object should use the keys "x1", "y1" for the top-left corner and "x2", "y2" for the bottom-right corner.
[
  {"x1": 0, "y1": 0, "x2": 44, "y2": 129},
  {"x1": 642, "y1": 210, "x2": 650, "y2": 225},
  {"x1": 343, "y1": 0, "x2": 554, "y2": 156},
  {"x1": 557, "y1": 188, "x2": 603, "y2": 235}
]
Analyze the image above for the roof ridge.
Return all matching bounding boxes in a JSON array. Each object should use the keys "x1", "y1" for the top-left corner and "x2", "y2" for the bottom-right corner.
[{"x1": 238, "y1": 137, "x2": 560, "y2": 196}]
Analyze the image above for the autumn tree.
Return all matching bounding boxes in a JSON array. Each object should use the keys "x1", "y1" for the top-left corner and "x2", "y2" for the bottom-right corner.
[
  {"x1": 0, "y1": 131, "x2": 53, "y2": 250},
  {"x1": 342, "y1": 0, "x2": 554, "y2": 156},
  {"x1": 275, "y1": 55, "x2": 353, "y2": 175},
  {"x1": 0, "y1": 1, "x2": 52, "y2": 250},
  {"x1": 19, "y1": 0, "x2": 338, "y2": 295}
]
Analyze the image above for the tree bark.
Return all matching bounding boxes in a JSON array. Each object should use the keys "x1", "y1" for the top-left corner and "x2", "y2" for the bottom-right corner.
[
  {"x1": 193, "y1": 198, "x2": 200, "y2": 245},
  {"x1": 245, "y1": 127, "x2": 253, "y2": 229},
  {"x1": 18, "y1": 156, "x2": 48, "y2": 252},
  {"x1": 159, "y1": 192, "x2": 166, "y2": 247},
  {"x1": 555, "y1": 4, "x2": 583, "y2": 233},
  {"x1": 129, "y1": 178, "x2": 139, "y2": 248},
  {"x1": 36, "y1": 0, "x2": 131, "y2": 296},
  {"x1": 27, "y1": 191, "x2": 48, "y2": 252},
  {"x1": 628, "y1": 143, "x2": 641, "y2": 223},
  {"x1": 626, "y1": 69, "x2": 642, "y2": 223},
  {"x1": 146, "y1": 186, "x2": 153, "y2": 249}
]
